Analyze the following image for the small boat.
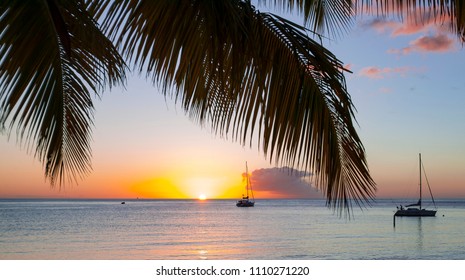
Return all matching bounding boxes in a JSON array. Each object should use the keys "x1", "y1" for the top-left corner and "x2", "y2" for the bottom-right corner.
[
  {"x1": 121, "y1": 201, "x2": 125, "y2": 204},
  {"x1": 395, "y1": 154, "x2": 437, "y2": 217},
  {"x1": 236, "y1": 162, "x2": 255, "y2": 207}
]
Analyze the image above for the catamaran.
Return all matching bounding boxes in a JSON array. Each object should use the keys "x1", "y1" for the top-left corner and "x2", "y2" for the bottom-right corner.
[
  {"x1": 395, "y1": 153, "x2": 437, "y2": 217},
  {"x1": 236, "y1": 162, "x2": 255, "y2": 207}
]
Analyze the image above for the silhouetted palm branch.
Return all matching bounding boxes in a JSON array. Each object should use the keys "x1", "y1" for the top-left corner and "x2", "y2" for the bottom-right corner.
[
  {"x1": 258, "y1": 0, "x2": 354, "y2": 37},
  {"x1": 0, "y1": 0, "x2": 125, "y2": 185}
]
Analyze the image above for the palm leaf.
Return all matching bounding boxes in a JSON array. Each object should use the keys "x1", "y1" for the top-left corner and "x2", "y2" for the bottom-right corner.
[
  {"x1": 92, "y1": 0, "x2": 375, "y2": 212},
  {"x1": 258, "y1": 0, "x2": 355, "y2": 37},
  {"x1": 0, "y1": 0, "x2": 125, "y2": 185}
]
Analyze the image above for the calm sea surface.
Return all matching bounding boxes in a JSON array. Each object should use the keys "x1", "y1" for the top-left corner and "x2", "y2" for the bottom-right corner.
[{"x1": 1, "y1": 199, "x2": 464, "y2": 260}]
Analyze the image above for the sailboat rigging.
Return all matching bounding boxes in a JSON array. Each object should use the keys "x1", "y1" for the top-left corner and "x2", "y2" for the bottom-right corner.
[
  {"x1": 236, "y1": 162, "x2": 255, "y2": 207},
  {"x1": 395, "y1": 153, "x2": 437, "y2": 217}
]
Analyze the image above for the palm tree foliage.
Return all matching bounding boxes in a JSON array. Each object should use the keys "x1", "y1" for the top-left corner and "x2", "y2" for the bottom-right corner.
[
  {"x1": 1, "y1": 0, "x2": 463, "y2": 211},
  {"x1": 0, "y1": 0, "x2": 125, "y2": 185}
]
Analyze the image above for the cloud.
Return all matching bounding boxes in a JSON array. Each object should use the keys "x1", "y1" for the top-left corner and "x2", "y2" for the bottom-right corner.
[
  {"x1": 358, "y1": 66, "x2": 424, "y2": 79},
  {"x1": 358, "y1": 67, "x2": 386, "y2": 79},
  {"x1": 379, "y1": 87, "x2": 392, "y2": 94},
  {"x1": 361, "y1": 13, "x2": 456, "y2": 55},
  {"x1": 388, "y1": 33, "x2": 455, "y2": 55},
  {"x1": 247, "y1": 167, "x2": 323, "y2": 199},
  {"x1": 363, "y1": 18, "x2": 406, "y2": 35},
  {"x1": 363, "y1": 18, "x2": 430, "y2": 37}
]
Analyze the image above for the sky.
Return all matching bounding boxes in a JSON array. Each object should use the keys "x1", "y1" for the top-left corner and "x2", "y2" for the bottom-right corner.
[{"x1": 1, "y1": 4, "x2": 465, "y2": 200}]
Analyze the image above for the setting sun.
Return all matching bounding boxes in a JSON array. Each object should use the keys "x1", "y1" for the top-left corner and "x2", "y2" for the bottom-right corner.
[{"x1": 198, "y1": 194, "x2": 207, "y2": 200}]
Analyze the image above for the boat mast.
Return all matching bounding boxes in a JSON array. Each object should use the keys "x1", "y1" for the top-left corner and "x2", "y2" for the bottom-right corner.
[
  {"x1": 245, "y1": 162, "x2": 249, "y2": 198},
  {"x1": 419, "y1": 153, "x2": 422, "y2": 210}
]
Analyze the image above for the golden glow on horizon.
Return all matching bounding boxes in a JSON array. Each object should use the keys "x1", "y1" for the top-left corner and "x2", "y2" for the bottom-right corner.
[
  {"x1": 181, "y1": 176, "x2": 239, "y2": 199},
  {"x1": 130, "y1": 177, "x2": 188, "y2": 199},
  {"x1": 126, "y1": 171, "x2": 246, "y2": 199},
  {"x1": 16, "y1": 150, "x2": 465, "y2": 199}
]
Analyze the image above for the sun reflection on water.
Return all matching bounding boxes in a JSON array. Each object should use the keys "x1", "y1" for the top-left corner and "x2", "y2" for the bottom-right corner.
[{"x1": 198, "y1": 249, "x2": 208, "y2": 260}]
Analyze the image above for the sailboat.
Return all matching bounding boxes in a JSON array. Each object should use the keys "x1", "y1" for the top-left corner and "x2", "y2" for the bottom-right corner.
[
  {"x1": 236, "y1": 162, "x2": 255, "y2": 207},
  {"x1": 395, "y1": 153, "x2": 437, "y2": 217}
]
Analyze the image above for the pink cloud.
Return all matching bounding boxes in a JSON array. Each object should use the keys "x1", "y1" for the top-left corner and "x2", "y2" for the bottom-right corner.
[
  {"x1": 391, "y1": 22, "x2": 429, "y2": 36},
  {"x1": 364, "y1": 18, "x2": 433, "y2": 37},
  {"x1": 366, "y1": 18, "x2": 401, "y2": 34},
  {"x1": 360, "y1": 8, "x2": 457, "y2": 55},
  {"x1": 409, "y1": 33, "x2": 455, "y2": 52},
  {"x1": 359, "y1": 66, "x2": 424, "y2": 79},
  {"x1": 389, "y1": 33, "x2": 455, "y2": 54},
  {"x1": 359, "y1": 67, "x2": 385, "y2": 79},
  {"x1": 379, "y1": 87, "x2": 392, "y2": 94}
]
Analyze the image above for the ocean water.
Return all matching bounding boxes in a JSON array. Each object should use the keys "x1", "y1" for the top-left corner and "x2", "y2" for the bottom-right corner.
[{"x1": 0, "y1": 199, "x2": 464, "y2": 260}]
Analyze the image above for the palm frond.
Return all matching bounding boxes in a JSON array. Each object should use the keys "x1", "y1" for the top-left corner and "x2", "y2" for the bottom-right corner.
[
  {"x1": 258, "y1": 0, "x2": 355, "y2": 38},
  {"x1": 0, "y1": 0, "x2": 125, "y2": 185},
  {"x1": 93, "y1": 0, "x2": 375, "y2": 212},
  {"x1": 250, "y1": 12, "x2": 375, "y2": 212}
]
